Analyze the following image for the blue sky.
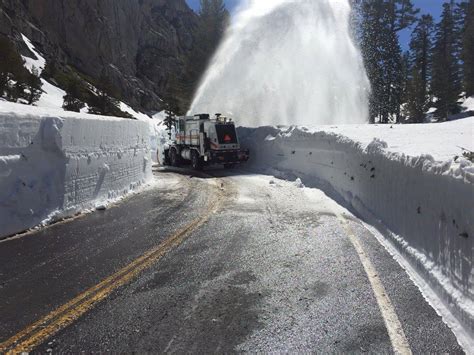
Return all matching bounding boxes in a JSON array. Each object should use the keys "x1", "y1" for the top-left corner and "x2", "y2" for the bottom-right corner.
[
  {"x1": 185, "y1": 0, "x2": 449, "y2": 51},
  {"x1": 399, "y1": 0, "x2": 446, "y2": 51}
]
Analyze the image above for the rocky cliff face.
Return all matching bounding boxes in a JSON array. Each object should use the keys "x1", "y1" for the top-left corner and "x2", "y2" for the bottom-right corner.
[{"x1": 0, "y1": 0, "x2": 197, "y2": 112}]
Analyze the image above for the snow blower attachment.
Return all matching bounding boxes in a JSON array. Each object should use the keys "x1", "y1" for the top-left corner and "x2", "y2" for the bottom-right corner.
[{"x1": 164, "y1": 113, "x2": 249, "y2": 170}]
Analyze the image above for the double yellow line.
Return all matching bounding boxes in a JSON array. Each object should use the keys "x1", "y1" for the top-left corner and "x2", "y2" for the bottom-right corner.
[{"x1": 1, "y1": 180, "x2": 223, "y2": 354}]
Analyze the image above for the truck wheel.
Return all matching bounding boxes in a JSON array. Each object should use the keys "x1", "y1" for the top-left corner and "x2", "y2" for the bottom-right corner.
[
  {"x1": 191, "y1": 150, "x2": 202, "y2": 170},
  {"x1": 170, "y1": 148, "x2": 180, "y2": 167},
  {"x1": 163, "y1": 149, "x2": 170, "y2": 166}
]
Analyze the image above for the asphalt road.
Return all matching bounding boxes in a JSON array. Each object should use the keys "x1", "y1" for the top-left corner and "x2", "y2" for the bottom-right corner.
[{"x1": 0, "y1": 168, "x2": 464, "y2": 353}]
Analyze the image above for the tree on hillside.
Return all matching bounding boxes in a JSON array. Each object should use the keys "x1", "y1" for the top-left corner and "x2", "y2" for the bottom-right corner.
[
  {"x1": 431, "y1": 1, "x2": 463, "y2": 120},
  {"x1": 380, "y1": 9, "x2": 404, "y2": 123},
  {"x1": 63, "y1": 74, "x2": 86, "y2": 112},
  {"x1": 0, "y1": 35, "x2": 27, "y2": 99},
  {"x1": 24, "y1": 66, "x2": 43, "y2": 105},
  {"x1": 358, "y1": 1, "x2": 386, "y2": 123},
  {"x1": 406, "y1": 14, "x2": 434, "y2": 122},
  {"x1": 89, "y1": 74, "x2": 120, "y2": 116},
  {"x1": 462, "y1": 0, "x2": 474, "y2": 97},
  {"x1": 164, "y1": 105, "x2": 176, "y2": 140},
  {"x1": 0, "y1": 35, "x2": 43, "y2": 104},
  {"x1": 179, "y1": 0, "x2": 229, "y2": 112},
  {"x1": 400, "y1": 51, "x2": 410, "y2": 107},
  {"x1": 358, "y1": 0, "x2": 418, "y2": 123},
  {"x1": 163, "y1": 72, "x2": 184, "y2": 115}
]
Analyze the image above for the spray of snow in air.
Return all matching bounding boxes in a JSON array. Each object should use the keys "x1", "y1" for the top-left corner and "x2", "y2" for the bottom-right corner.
[{"x1": 189, "y1": 0, "x2": 370, "y2": 127}]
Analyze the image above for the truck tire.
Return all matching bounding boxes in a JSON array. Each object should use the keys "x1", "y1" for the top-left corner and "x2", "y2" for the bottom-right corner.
[
  {"x1": 191, "y1": 150, "x2": 202, "y2": 170},
  {"x1": 163, "y1": 149, "x2": 170, "y2": 166},
  {"x1": 170, "y1": 148, "x2": 180, "y2": 167}
]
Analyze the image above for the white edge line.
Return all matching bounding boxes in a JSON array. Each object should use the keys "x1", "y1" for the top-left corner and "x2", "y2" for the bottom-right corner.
[
  {"x1": 360, "y1": 220, "x2": 474, "y2": 354},
  {"x1": 337, "y1": 214, "x2": 412, "y2": 355}
]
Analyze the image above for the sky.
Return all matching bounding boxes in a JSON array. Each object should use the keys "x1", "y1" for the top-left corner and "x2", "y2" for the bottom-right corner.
[
  {"x1": 185, "y1": 0, "x2": 450, "y2": 51},
  {"x1": 399, "y1": 0, "x2": 445, "y2": 50}
]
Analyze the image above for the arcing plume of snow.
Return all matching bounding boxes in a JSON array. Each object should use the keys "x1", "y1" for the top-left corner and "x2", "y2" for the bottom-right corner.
[
  {"x1": 238, "y1": 118, "x2": 474, "y2": 349},
  {"x1": 0, "y1": 101, "x2": 153, "y2": 238},
  {"x1": 189, "y1": 0, "x2": 370, "y2": 127}
]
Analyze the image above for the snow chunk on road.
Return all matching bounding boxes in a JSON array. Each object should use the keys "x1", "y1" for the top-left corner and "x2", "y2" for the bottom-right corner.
[{"x1": 294, "y1": 177, "x2": 305, "y2": 188}]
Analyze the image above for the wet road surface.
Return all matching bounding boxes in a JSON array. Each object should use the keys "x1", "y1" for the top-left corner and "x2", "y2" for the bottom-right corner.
[{"x1": 0, "y1": 168, "x2": 463, "y2": 353}]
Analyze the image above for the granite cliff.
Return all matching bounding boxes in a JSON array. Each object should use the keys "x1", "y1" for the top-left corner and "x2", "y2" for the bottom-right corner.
[{"x1": 0, "y1": 0, "x2": 198, "y2": 112}]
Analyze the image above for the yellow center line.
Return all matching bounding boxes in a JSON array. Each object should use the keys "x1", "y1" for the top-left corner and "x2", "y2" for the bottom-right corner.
[{"x1": 0, "y1": 179, "x2": 223, "y2": 354}]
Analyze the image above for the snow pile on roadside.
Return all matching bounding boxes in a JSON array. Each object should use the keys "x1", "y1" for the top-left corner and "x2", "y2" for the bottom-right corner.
[
  {"x1": 0, "y1": 102, "x2": 153, "y2": 238},
  {"x1": 239, "y1": 118, "x2": 474, "y2": 342}
]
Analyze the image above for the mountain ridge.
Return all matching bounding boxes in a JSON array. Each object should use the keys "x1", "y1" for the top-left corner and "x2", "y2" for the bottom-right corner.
[{"x1": 0, "y1": 0, "x2": 198, "y2": 113}]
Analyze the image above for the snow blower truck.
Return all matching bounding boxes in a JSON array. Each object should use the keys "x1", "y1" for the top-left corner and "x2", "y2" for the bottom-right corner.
[{"x1": 163, "y1": 114, "x2": 249, "y2": 170}]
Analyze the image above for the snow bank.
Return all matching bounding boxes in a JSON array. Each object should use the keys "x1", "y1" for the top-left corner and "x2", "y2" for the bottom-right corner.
[
  {"x1": 0, "y1": 102, "x2": 152, "y2": 238},
  {"x1": 239, "y1": 118, "x2": 474, "y2": 343}
]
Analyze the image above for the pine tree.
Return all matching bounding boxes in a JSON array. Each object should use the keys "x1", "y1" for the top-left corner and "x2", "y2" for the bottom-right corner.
[
  {"x1": 0, "y1": 35, "x2": 27, "y2": 100},
  {"x1": 431, "y1": 1, "x2": 462, "y2": 120},
  {"x1": 163, "y1": 72, "x2": 184, "y2": 115},
  {"x1": 88, "y1": 74, "x2": 121, "y2": 116},
  {"x1": 358, "y1": 0, "x2": 418, "y2": 123},
  {"x1": 380, "y1": 12, "x2": 404, "y2": 123},
  {"x1": 24, "y1": 66, "x2": 43, "y2": 105},
  {"x1": 462, "y1": 0, "x2": 474, "y2": 97},
  {"x1": 63, "y1": 75, "x2": 85, "y2": 112},
  {"x1": 164, "y1": 105, "x2": 176, "y2": 140},
  {"x1": 198, "y1": 0, "x2": 229, "y2": 55},
  {"x1": 406, "y1": 15, "x2": 434, "y2": 122},
  {"x1": 359, "y1": 1, "x2": 386, "y2": 123},
  {"x1": 180, "y1": 0, "x2": 229, "y2": 112},
  {"x1": 400, "y1": 51, "x2": 410, "y2": 115}
]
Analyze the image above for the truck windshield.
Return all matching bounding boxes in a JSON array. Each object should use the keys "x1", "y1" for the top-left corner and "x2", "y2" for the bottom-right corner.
[{"x1": 215, "y1": 125, "x2": 238, "y2": 144}]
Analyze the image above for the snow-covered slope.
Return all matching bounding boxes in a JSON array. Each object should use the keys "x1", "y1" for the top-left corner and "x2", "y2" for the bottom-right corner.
[
  {"x1": 239, "y1": 117, "x2": 474, "y2": 348},
  {"x1": 0, "y1": 101, "x2": 153, "y2": 238},
  {"x1": 21, "y1": 33, "x2": 46, "y2": 74},
  {"x1": 19, "y1": 34, "x2": 152, "y2": 121}
]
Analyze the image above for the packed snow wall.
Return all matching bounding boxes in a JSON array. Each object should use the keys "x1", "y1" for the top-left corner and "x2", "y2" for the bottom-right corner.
[
  {"x1": 239, "y1": 125, "x2": 474, "y2": 337},
  {"x1": 0, "y1": 111, "x2": 152, "y2": 238}
]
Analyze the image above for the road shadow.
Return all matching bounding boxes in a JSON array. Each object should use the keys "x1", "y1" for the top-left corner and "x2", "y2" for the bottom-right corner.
[{"x1": 153, "y1": 165, "x2": 255, "y2": 180}]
